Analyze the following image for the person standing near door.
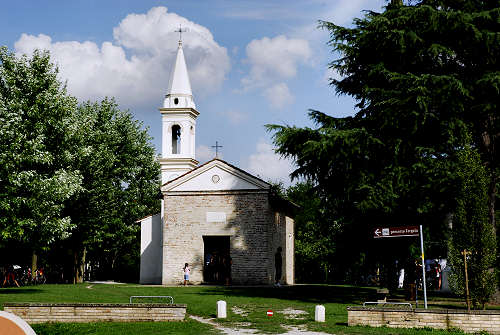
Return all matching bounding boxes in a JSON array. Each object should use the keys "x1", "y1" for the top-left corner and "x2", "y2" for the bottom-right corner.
[
  {"x1": 183, "y1": 263, "x2": 190, "y2": 286},
  {"x1": 275, "y1": 247, "x2": 282, "y2": 286}
]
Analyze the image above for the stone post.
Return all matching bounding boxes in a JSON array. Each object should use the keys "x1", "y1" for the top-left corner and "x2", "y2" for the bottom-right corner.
[
  {"x1": 217, "y1": 300, "x2": 226, "y2": 318},
  {"x1": 315, "y1": 305, "x2": 325, "y2": 322}
]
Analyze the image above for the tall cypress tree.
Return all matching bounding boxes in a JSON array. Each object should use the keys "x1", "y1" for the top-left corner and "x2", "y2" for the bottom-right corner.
[{"x1": 449, "y1": 144, "x2": 496, "y2": 309}]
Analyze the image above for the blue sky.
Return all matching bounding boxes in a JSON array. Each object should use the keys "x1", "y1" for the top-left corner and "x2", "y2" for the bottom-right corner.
[{"x1": 1, "y1": 0, "x2": 387, "y2": 185}]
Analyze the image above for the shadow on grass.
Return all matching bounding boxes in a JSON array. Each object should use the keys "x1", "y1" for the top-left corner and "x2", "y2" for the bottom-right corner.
[
  {"x1": 193, "y1": 284, "x2": 378, "y2": 305},
  {"x1": 0, "y1": 288, "x2": 43, "y2": 294}
]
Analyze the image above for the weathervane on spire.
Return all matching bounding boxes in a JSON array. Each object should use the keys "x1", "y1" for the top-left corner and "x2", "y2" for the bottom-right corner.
[{"x1": 175, "y1": 24, "x2": 187, "y2": 44}]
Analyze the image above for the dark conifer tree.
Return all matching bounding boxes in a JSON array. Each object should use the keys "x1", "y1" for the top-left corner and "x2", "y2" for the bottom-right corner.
[{"x1": 268, "y1": 0, "x2": 499, "y2": 298}]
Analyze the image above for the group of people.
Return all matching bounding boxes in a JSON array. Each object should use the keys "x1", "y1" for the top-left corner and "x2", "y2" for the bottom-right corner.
[
  {"x1": 183, "y1": 247, "x2": 283, "y2": 286},
  {"x1": 396, "y1": 258, "x2": 445, "y2": 295},
  {"x1": 1, "y1": 265, "x2": 48, "y2": 287},
  {"x1": 425, "y1": 258, "x2": 444, "y2": 290},
  {"x1": 201, "y1": 252, "x2": 232, "y2": 285},
  {"x1": 1, "y1": 264, "x2": 20, "y2": 287}
]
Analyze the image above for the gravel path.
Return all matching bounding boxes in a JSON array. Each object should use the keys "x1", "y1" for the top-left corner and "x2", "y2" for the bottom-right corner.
[{"x1": 189, "y1": 315, "x2": 331, "y2": 335}]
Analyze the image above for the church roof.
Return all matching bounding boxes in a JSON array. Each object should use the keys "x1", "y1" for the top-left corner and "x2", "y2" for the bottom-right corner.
[
  {"x1": 166, "y1": 41, "x2": 193, "y2": 97},
  {"x1": 161, "y1": 158, "x2": 270, "y2": 192},
  {"x1": 161, "y1": 158, "x2": 298, "y2": 216}
]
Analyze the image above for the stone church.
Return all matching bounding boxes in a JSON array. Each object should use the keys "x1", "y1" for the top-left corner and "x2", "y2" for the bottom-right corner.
[{"x1": 139, "y1": 37, "x2": 295, "y2": 286}]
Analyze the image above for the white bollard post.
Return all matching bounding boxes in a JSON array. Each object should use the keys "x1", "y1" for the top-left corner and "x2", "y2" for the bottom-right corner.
[
  {"x1": 217, "y1": 300, "x2": 227, "y2": 318},
  {"x1": 315, "y1": 305, "x2": 325, "y2": 322}
]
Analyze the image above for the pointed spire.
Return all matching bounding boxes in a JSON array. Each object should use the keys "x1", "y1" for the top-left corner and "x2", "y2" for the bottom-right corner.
[
  {"x1": 166, "y1": 43, "x2": 193, "y2": 97},
  {"x1": 163, "y1": 28, "x2": 196, "y2": 109}
]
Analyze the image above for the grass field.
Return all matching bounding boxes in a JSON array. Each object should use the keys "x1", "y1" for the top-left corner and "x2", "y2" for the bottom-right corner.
[{"x1": 0, "y1": 283, "x2": 478, "y2": 334}]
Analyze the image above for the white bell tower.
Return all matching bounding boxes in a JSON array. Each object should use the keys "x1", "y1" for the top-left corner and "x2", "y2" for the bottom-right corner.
[{"x1": 159, "y1": 36, "x2": 199, "y2": 184}]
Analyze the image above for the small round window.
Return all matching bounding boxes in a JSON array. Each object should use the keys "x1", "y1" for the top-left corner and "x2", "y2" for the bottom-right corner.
[
  {"x1": 211, "y1": 175, "x2": 220, "y2": 184},
  {"x1": 174, "y1": 98, "x2": 179, "y2": 105}
]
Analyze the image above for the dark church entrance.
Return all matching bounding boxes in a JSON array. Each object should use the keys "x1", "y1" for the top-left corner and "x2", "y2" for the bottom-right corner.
[{"x1": 203, "y1": 236, "x2": 231, "y2": 284}]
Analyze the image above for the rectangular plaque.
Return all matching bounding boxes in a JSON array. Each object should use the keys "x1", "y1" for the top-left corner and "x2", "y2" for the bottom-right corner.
[{"x1": 206, "y1": 212, "x2": 226, "y2": 223}]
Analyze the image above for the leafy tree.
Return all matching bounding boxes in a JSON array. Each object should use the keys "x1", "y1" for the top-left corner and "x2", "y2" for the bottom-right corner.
[
  {"x1": 0, "y1": 47, "x2": 160, "y2": 282},
  {"x1": 268, "y1": 0, "x2": 499, "y2": 283},
  {"x1": 64, "y1": 99, "x2": 160, "y2": 283},
  {"x1": 449, "y1": 144, "x2": 496, "y2": 309},
  {"x1": 285, "y1": 182, "x2": 337, "y2": 283},
  {"x1": 0, "y1": 48, "x2": 82, "y2": 266}
]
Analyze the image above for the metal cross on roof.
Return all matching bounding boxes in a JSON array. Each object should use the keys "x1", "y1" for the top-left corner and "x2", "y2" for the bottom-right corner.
[
  {"x1": 212, "y1": 141, "x2": 223, "y2": 158},
  {"x1": 174, "y1": 24, "x2": 187, "y2": 42}
]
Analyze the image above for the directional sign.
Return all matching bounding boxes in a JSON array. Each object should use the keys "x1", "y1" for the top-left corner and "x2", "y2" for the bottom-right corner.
[{"x1": 373, "y1": 225, "x2": 419, "y2": 238}]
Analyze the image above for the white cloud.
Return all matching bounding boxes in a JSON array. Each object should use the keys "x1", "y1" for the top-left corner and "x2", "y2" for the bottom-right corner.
[
  {"x1": 241, "y1": 35, "x2": 311, "y2": 109},
  {"x1": 263, "y1": 83, "x2": 294, "y2": 109},
  {"x1": 242, "y1": 35, "x2": 311, "y2": 88},
  {"x1": 323, "y1": 67, "x2": 344, "y2": 84},
  {"x1": 14, "y1": 7, "x2": 230, "y2": 108},
  {"x1": 244, "y1": 139, "x2": 294, "y2": 185}
]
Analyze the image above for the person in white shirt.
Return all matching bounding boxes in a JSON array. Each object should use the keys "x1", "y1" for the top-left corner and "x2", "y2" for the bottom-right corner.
[{"x1": 183, "y1": 263, "x2": 190, "y2": 286}]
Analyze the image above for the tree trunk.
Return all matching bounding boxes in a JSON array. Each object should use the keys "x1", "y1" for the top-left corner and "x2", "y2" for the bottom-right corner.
[
  {"x1": 31, "y1": 251, "x2": 37, "y2": 280},
  {"x1": 488, "y1": 176, "x2": 497, "y2": 235},
  {"x1": 73, "y1": 247, "x2": 86, "y2": 284}
]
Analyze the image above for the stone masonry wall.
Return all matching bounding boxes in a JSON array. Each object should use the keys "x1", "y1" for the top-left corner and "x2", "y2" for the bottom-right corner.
[
  {"x1": 285, "y1": 216, "x2": 294, "y2": 285},
  {"x1": 162, "y1": 190, "x2": 288, "y2": 285},
  {"x1": 269, "y1": 212, "x2": 294, "y2": 284},
  {"x1": 348, "y1": 307, "x2": 500, "y2": 334},
  {"x1": 4, "y1": 303, "x2": 186, "y2": 323},
  {"x1": 270, "y1": 212, "x2": 285, "y2": 284}
]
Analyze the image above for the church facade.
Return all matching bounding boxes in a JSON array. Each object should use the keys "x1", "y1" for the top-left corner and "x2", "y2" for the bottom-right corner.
[{"x1": 139, "y1": 36, "x2": 295, "y2": 285}]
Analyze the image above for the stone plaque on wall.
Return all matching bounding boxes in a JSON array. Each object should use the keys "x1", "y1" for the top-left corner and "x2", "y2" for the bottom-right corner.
[{"x1": 206, "y1": 212, "x2": 226, "y2": 223}]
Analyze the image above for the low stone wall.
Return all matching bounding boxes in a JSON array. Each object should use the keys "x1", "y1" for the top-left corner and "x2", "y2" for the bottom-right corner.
[
  {"x1": 348, "y1": 306, "x2": 500, "y2": 334},
  {"x1": 4, "y1": 303, "x2": 186, "y2": 324}
]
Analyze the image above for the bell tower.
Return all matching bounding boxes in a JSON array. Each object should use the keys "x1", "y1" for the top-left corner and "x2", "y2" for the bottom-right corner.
[{"x1": 159, "y1": 36, "x2": 199, "y2": 184}]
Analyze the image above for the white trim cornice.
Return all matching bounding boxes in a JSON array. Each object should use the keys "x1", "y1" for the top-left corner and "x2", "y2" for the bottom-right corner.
[{"x1": 161, "y1": 159, "x2": 270, "y2": 192}]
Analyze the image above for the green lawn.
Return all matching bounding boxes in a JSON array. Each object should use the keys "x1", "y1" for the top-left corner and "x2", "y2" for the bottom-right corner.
[{"x1": 0, "y1": 284, "x2": 473, "y2": 334}]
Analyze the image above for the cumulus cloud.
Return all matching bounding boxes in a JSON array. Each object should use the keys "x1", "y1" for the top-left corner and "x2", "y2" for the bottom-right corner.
[
  {"x1": 241, "y1": 35, "x2": 311, "y2": 109},
  {"x1": 244, "y1": 139, "x2": 294, "y2": 185},
  {"x1": 263, "y1": 83, "x2": 294, "y2": 109},
  {"x1": 242, "y1": 35, "x2": 311, "y2": 88},
  {"x1": 14, "y1": 7, "x2": 230, "y2": 108}
]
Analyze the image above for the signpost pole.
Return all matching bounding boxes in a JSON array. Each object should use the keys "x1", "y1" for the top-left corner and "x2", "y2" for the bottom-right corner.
[
  {"x1": 461, "y1": 249, "x2": 471, "y2": 312},
  {"x1": 419, "y1": 225, "x2": 427, "y2": 309}
]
